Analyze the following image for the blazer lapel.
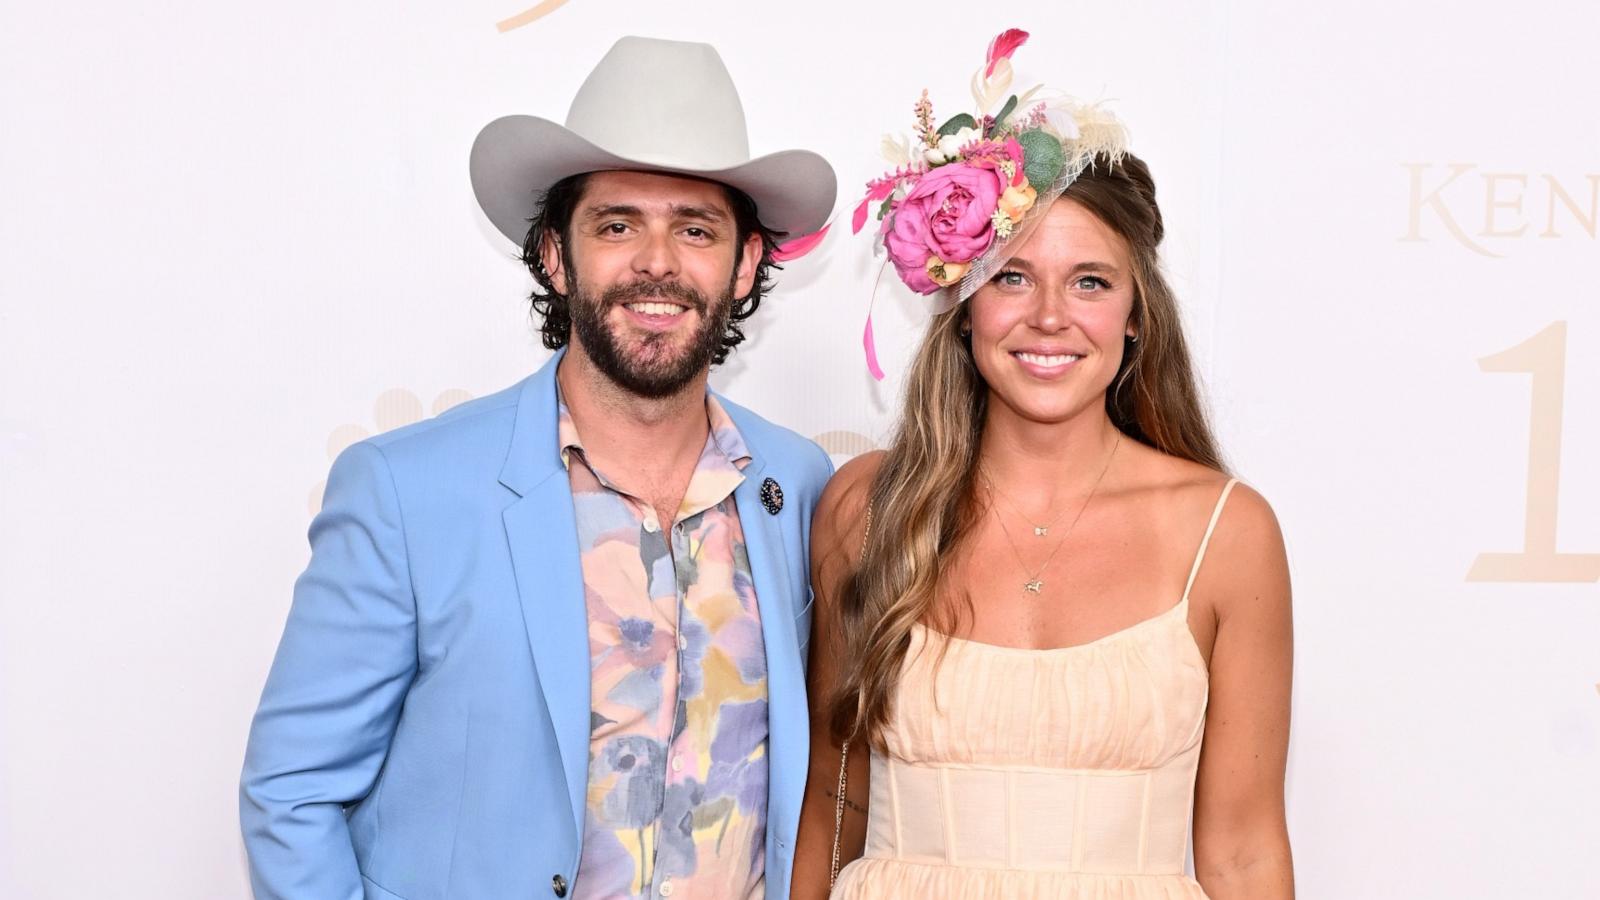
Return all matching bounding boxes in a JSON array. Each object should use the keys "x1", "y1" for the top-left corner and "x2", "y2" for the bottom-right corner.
[
  {"x1": 499, "y1": 351, "x2": 589, "y2": 842},
  {"x1": 734, "y1": 459, "x2": 800, "y2": 680},
  {"x1": 732, "y1": 449, "x2": 810, "y2": 850},
  {"x1": 503, "y1": 484, "x2": 588, "y2": 842}
]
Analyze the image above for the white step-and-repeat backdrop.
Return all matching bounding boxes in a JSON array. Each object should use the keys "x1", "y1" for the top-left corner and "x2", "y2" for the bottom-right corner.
[{"x1": 3, "y1": 1, "x2": 1597, "y2": 897}]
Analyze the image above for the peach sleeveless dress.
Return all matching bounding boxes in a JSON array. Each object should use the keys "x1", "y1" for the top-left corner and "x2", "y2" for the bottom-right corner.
[{"x1": 831, "y1": 480, "x2": 1237, "y2": 900}]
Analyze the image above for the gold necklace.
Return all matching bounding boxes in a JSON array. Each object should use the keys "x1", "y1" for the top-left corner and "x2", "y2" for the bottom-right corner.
[
  {"x1": 986, "y1": 477, "x2": 1072, "y2": 536},
  {"x1": 986, "y1": 432, "x2": 1122, "y2": 596}
]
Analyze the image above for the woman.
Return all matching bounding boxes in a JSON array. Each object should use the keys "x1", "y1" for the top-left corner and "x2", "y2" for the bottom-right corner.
[{"x1": 791, "y1": 31, "x2": 1294, "y2": 899}]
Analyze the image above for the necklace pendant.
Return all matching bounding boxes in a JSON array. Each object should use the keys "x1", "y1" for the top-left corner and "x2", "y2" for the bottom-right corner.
[
  {"x1": 1033, "y1": 526, "x2": 1048, "y2": 536},
  {"x1": 1024, "y1": 579, "x2": 1043, "y2": 594}
]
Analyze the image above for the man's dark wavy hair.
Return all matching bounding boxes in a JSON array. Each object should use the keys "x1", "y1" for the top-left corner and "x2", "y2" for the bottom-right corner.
[{"x1": 519, "y1": 173, "x2": 784, "y2": 366}]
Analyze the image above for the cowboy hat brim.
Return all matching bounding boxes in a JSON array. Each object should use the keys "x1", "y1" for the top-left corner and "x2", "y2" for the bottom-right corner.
[{"x1": 470, "y1": 114, "x2": 837, "y2": 247}]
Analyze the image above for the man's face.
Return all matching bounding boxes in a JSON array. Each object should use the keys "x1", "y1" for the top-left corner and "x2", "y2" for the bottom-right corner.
[{"x1": 543, "y1": 171, "x2": 763, "y2": 398}]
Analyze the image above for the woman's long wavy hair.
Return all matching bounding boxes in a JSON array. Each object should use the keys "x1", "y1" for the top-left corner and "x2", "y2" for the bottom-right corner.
[{"x1": 827, "y1": 152, "x2": 1225, "y2": 749}]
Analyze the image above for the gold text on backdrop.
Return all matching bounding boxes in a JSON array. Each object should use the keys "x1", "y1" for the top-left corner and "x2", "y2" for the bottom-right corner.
[
  {"x1": 1401, "y1": 164, "x2": 1599, "y2": 257},
  {"x1": 1467, "y1": 322, "x2": 1600, "y2": 583}
]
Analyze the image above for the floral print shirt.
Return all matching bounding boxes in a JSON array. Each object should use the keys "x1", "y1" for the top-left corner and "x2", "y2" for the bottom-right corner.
[{"x1": 562, "y1": 390, "x2": 768, "y2": 900}]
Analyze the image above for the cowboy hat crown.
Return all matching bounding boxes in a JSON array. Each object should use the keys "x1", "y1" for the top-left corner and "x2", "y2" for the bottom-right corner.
[{"x1": 471, "y1": 36, "x2": 837, "y2": 245}]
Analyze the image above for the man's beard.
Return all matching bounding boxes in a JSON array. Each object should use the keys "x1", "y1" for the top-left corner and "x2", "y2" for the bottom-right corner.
[{"x1": 567, "y1": 272, "x2": 735, "y2": 399}]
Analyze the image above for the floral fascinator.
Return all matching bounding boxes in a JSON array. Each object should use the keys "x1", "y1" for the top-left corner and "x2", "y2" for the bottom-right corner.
[{"x1": 854, "y1": 29, "x2": 1129, "y2": 379}]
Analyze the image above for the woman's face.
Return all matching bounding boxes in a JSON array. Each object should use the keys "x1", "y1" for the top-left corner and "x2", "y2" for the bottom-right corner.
[{"x1": 967, "y1": 198, "x2": 1137, "y2": 427}]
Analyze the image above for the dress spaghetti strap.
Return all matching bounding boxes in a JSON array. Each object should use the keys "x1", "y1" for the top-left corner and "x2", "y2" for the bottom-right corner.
[{"x1": 1182, "y1": 478, "x2": 1240, "y2": 603}]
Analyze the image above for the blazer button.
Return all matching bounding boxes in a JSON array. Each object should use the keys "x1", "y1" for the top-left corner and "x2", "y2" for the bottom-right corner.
[{"x1": 551, "y1": 874, "x2": 568, "y2": 897}]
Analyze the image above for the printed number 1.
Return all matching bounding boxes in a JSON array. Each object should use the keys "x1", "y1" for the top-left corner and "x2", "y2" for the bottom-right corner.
[{"x1": 1468, "y1": 321, "x2": 1600, "y2": 582}]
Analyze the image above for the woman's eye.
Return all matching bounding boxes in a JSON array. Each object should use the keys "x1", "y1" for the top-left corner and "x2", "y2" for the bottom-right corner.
[
  {"x1": 1076, "y1": 276, "x2": 1110, "y2": 291},
  {"x1": 995, "y1": 271, "x2": 1027, "y2": 287}
]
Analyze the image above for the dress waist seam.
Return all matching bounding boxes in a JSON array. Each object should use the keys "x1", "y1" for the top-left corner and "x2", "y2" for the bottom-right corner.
[
  {"x1": 853, "y1": 855, "x2": 1193, "y2": 878},
  {"x1": 884, "y1": 759, "x2": 1194, "y2": 777}
]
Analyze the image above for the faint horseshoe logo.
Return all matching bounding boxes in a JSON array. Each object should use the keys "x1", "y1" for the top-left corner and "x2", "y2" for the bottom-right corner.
[
  {"x1": 812, "y1": 430, "x2": 878, "y2": 460},
  {"x1": 309, "y1": 388, "x2": 474, "y2": 514},
  {"x1": 497, "y1": 0, "x2": 573, "y2": 32}
]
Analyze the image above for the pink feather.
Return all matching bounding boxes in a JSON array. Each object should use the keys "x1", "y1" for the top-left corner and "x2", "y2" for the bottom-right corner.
[
  {"x1": 985, "y1": 28, "x2": 1029, "y2": 78},
  {"x1": 772, "y1": 223, "x2": 831, "y2": 262},
  {"x1": 863, "y1": 313, "x2": 886, "y2": 382},
  {"x1": 861, "y1": 261, "x2": 890, "y2": 381},
  {"x1": 851, "y1": 197, "x2": 873, "y2": 235},
  {"x1": 854, "y1": 167, "x2": 921, "y2": 233}
]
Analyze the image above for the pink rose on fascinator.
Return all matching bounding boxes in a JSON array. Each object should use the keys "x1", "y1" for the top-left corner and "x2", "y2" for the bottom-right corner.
[{"x1": 884, "y1": 161, "x2": 1007, "y2": 294}]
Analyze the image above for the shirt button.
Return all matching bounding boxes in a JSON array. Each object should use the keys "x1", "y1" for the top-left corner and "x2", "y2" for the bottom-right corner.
[
  {"x1": 659, "y1": 879, "x2": 674, "y2": 897},
  {"x1": 551, "y1": 873, "x2": 568, "y2": 897},
  {"x1": 677, "y1": 634, "x2": 687, "y2": 651},
  {"x1": 671, "y1": 755, "x2": 683, "y2": 773}
]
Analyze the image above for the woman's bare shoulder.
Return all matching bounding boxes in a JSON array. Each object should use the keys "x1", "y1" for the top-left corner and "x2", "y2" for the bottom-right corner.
[
  {"x1": 815, "y1": 450, "x2": 886, "y2": 529},
  {"x1": 1114, "y1": 440, "x2": 1283, "y2": 558},
  {"x1": 1181, "y1": 475, "x2": 1289, "y2": 620},
  {"x1": 1205, "y1": 480, "x2": 1286, "y2": 574}
]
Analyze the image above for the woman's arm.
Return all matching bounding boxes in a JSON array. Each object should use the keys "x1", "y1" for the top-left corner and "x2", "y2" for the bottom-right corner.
[
  {"x1": 790, "y1": 452, "x2": 882, "y2": 899},
  {"x1": 1191, "y1": 483, "x2": 1295, "y2": 898}
]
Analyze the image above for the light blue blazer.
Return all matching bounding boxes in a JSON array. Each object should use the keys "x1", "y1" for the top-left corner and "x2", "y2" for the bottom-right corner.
[{"x1": 241, "y1": 351, "x2": 832, "y2": 900}]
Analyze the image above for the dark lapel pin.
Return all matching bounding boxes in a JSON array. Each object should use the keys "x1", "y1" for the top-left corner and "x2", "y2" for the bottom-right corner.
[{"x1": 759, "y1": 477, "x2": 784, "y2": 515}]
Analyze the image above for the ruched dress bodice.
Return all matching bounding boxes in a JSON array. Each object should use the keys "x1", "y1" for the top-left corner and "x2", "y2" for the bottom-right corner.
[{"x1": 831, "y1": 480, "x2": 1236, "y2": 899}]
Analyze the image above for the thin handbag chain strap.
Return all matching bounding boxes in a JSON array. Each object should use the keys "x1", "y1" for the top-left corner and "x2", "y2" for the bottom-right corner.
[
  {"x1": 830, "y1": 500, "x2": 873, "y2": 888},
  {"x1": 829, "y1": 737, "x2": 850, "y2": 887}
]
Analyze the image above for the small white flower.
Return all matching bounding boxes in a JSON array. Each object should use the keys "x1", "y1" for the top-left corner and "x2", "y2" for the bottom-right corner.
[
  {"x1": 924, "y1": 126, "x2": 983, "y2": 165},
  {"x1": 991, "y1": 208, "x2": 1014, "y2": 238}
]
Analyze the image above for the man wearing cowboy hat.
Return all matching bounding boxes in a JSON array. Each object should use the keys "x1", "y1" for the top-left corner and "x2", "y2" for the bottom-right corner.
[{"x1": 241, "y1": 36, "x2": 837, "y2": 900}]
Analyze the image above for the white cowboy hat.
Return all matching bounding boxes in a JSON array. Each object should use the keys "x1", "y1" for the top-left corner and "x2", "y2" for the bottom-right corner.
[{"x1": 471, "y1": 36, "x2": 837, "y2": 246}]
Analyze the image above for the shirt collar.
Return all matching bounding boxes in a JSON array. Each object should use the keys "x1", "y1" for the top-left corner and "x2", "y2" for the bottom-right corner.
[{"x1": 555, "y1": 381, "x2": 752, "y2": 477}]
